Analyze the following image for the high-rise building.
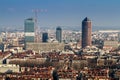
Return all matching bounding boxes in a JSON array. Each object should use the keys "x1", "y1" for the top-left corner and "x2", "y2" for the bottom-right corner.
[
  {"x1": 56, "y1": 27, "x2": 62, "y2": 43},
  {"x1": 118, "y1": 32, "x2": 120, "y2": 42},
  {"x1": 24, "y1": 18, "x2": 35, "y2": 43},
  {"x1": 42, "y1": 32, "x2": 48, "y2": 42},
  {"x1": 82, "y1": 17, "x2": 92, "y2": 48}
]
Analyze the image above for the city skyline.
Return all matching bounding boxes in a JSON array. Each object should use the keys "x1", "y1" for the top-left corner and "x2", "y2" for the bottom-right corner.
[{"x1": 0, "y1": 0, "x2": 120, "y2": 29}]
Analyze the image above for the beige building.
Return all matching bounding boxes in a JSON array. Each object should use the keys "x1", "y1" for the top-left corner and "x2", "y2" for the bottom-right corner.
[
  {"x1": 0, "y1": 64, "x2": 19, "y2": 73},
  {"x1": 7, "y1": 57, "x2": 47, "y2": 64},
  {"x1": 103, "y1": 40, "x2": 118, "y2": 50},
  {"x1": 97, "y1": 56, "x2": 117, "y2": 66},
  {"x1": 12, "y1": 38, "x2": 19, "y2": 46},
  {"x1": 26, "y1": 43, "x2": 65, "y2": 53}
]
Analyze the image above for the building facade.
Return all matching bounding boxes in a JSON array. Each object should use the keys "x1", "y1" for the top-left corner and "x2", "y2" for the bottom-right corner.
[
  {"x1": 24, "y1": 18, "x2": 35, "y2": 43},
  {"x1": 82, "y1": 17, "x2": 92, "y2": 48},
  {"x1": 56, "y1": 27, "x2": 62, "y2": 43}
]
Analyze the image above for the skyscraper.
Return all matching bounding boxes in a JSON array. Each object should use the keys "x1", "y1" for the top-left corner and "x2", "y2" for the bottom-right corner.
[
  {"x1": 118, "y1": 32, "x2": 120, "y2": 42},
  {"x1": 56, "y1": 27, "x2": 62, "y2": 43},
  {"x1": 24, "y1": 18, "x2": 35, "y2": 43},
  {"x1": 82, "y1": 17, "x2": 92, "y2": 48},
  {"x1": 42, "y1": 32, "x2": 48, "y2": 42}
]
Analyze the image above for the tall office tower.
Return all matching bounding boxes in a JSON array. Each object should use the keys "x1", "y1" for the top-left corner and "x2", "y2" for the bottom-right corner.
[
  {"x1": 42, "y1": 32, "x2": 48, "y2": 42},
  {"x1": 56, "y1": 27, "x2": 62, "y2": 43},
  {"x1": 82, "y1": 17, "x2": 92, "y2": 48},
  {"x1": 118, "y1": 32, "x2": 120, "y2": 42},
  {"x1": 24, "y1": 18, "x2": 35, "y2": 43}
]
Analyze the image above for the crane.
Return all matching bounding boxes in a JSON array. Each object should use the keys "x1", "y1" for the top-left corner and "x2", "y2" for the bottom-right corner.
[{"x1": 32, "y1": 9, "x2": 47, "y2": 42}]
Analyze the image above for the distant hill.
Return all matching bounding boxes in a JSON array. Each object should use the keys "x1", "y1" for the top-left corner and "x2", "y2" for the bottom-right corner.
[
  {"x1": 40, "y1": 26, "x2": 120, "y2": 31},
  {"x1": 0, "y1": 26, "x2": 120, "y2": 32}
]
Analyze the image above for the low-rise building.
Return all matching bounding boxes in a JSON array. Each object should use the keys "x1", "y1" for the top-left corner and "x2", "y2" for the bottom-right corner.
[
  {"x1": 26, "y1": 42, "x2": 65, "y2": 53},
  {"x1": 0, "y1": 64, "x2": 19, "y2": 73}
]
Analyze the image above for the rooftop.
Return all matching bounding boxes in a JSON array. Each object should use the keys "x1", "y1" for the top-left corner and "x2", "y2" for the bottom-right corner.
[{"x1": 83, "y1": 17, "x2": 91, "y2": 22}]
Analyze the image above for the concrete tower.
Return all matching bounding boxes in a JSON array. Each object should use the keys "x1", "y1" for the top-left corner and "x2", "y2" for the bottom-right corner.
[
  {"x1": 118, "y1": 32, "x2": 120, "y2": 42},
  {"x1": 82, "y1": 17, "x2": 92, "y2": 48}
]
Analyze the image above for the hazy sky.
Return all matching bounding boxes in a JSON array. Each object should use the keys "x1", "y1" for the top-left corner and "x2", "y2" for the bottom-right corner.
[{"x1": 0, "y1": 0, "x2": 120, "y2": 29}]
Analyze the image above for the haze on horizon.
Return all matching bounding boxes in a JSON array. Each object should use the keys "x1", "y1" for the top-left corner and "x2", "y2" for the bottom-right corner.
[{"x1": 0, "y1": 0, "x2": 120, "y2": 29}]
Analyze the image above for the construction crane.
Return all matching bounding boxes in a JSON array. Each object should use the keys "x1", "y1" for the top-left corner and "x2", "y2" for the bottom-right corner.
[{"x1": 32, "y1": 9, "x2": 47, "y2": 42}]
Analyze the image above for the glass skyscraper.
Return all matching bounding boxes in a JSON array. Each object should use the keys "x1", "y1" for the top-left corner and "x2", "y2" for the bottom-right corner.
[
  {"x1": 56, "y1": 27, "x2": 62, "y2": 43},
  {"x1": 42, "y1": 32, "x2": 48, "y2": 42},
  {"x1": 24, "y1": 18, "x2": 35, "y2": 43}
]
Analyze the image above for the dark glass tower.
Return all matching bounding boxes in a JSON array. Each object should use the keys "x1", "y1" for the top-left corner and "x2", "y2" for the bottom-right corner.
[
  {"x1": 24, "y1": 18, "x2": 35, "y2": 43},
  {"x1": 42, "y1": 32, "x2": 48, "y2": 42},
  {"x1": 56, "y1": 27, "x2": 62, "y2": 43},
  {"x1": 82, "y1": 17, "x2": 92, "y2": 48}
]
